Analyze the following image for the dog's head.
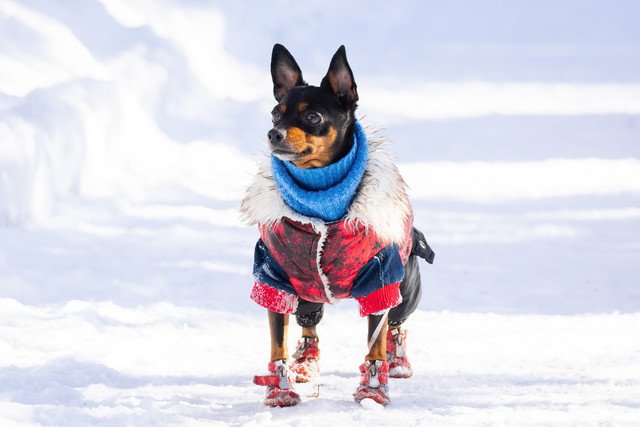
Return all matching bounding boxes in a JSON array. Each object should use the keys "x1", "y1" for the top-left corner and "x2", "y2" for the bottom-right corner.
[{"x1": 267, "y1": 44, "x2": 358, "y2": 169}]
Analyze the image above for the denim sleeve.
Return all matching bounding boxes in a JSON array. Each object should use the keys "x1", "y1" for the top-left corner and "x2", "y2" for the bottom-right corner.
[
  {"x1": 253, "y1": 239, "x2": 296, "y2": 294},
  {"x1": 351, "y1": 244, "x2": 405, "y2": 298}
]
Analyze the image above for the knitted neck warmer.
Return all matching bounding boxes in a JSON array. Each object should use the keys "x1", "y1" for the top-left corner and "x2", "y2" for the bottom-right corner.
[{"x1": 271, "y1": 120, "x2": 368, "y2": 222}]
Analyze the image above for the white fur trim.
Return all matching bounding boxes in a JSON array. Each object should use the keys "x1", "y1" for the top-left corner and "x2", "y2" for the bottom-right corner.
[
  {"x1": 240, "y1": 129, "x2": 412, "y2": 245},
  {"x1": 313, "y1": 222, "x2": 336, "y2": 303}
]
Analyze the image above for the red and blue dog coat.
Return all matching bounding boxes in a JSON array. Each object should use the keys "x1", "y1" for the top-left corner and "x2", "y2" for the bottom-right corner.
[{"x1": 241, "y1": 123, "x2": 417, "y2": 317}]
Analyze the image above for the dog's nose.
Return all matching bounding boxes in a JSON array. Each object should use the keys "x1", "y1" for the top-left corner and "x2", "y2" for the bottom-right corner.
[{"x1": 267, "y1": 128, "x2": 285, "y2": 144}]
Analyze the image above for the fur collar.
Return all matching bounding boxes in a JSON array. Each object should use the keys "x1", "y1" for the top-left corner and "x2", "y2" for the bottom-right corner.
[{"x1": 240, "y1": 127, "x2": 412, "y2": 245}]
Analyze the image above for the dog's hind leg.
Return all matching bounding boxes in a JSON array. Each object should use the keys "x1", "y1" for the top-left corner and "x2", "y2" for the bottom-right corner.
[
  {"x1": 386, "y1": 253, "x2": 421, "y2": 378},
  {"x1": 301, "y1": 325, "x2": 318, "y2": 339},
  {"x1": 296, "y1": 302, "x2": 323, "y2": 341},
  {"x1": 291, "y1": 302, "x2": 322, "y2": 383}
]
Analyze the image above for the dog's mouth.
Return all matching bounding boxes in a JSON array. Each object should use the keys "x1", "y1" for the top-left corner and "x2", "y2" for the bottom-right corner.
[{"x1": 270, "y1": 146, "x2": 311, "y2": 161}]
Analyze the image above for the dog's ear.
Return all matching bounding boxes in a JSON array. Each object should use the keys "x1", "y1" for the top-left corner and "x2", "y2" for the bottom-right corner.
[
  {"x1": 271, "y1": 44, "x2": 305, "y2": 102},
  {"x1": 321, "y1": 45, "x2": 358, "y2": 107}
]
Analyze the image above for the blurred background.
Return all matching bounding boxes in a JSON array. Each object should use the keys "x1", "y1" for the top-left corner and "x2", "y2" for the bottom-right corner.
[{"x1": 1, "y1": 0, "x2": 639, "y2": 313}]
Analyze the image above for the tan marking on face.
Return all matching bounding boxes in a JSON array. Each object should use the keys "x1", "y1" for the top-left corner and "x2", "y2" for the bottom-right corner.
[
  {"x1": 279, "y1": 104, "x2": 287, "y2": 113},
  {"x1": 285, "y1": 127, "x2": 308, "y2": 152},
  {"x1": 290, "y1": 126, "x2": 338, "y2": 169},
  {"x1": 297, "y1": 102, "x2": 308, "y2": 112}
]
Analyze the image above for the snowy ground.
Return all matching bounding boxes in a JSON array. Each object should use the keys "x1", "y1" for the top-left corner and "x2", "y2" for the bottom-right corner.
[
  {"x1": 1, "y1": 0, "x2": 640, "y2": 425},
  {"x1": 1, "y1": 300, "x2": 639, "y2": 426}
]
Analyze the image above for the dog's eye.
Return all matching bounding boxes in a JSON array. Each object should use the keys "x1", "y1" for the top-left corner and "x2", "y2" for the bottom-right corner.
[
  {"x1": 306, "y1": 112, "x2": 322, "y2": 125},
  {"x1": 272, "y1": 111, "x2": 281, "y2": 123}
]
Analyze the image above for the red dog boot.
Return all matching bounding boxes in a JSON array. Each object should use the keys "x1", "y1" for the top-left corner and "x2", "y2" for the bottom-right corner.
[
  {"x1": 386, "y1": 327, "x2": 413, "y2": 378},
  {"x1": 253, "y1": 359, "x2": 301, "y2": 407},
  {"x1": 289, "y1": 337, "x2": 320, "y2": 383},
  {"x1": 353, "y1": 360, "x2": 390, "y2": 405}
]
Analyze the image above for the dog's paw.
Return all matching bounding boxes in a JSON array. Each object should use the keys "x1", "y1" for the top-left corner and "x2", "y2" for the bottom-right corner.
[
  {"x1": 290, "y1": 357, "x2": 319, "y2": 383},
  {"x1": 290, "y1": 337, "x2": 320, "y2": 383},
  {"x1": 354, "y1": 360, "x2": 390, "y2": 405},
  {"x1": 264, "y1": 386, "x2": 301, "y2": 407},
  {"x1": 387, "y1": 327, "x2": 413, "y2": 378},
  {"x1": 388, "y1": 357, "x2": 413, "y2": 378},
  {"x1": 254, "y1": 359, "x2": 300, "y2": 407},
  {"x1": 353, "y1": 384, "x2": 390, "y2": 406}
]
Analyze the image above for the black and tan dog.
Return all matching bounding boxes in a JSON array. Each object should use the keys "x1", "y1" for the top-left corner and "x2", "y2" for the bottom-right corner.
[{"x1": 241, "y1": 44, "x2": 433, "y2": 407}]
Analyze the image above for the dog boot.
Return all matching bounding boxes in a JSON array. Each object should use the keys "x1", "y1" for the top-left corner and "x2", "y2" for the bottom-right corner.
[
  {"x1": 353, "y1": 360, "x2": 390, "y2": 405},
  {"x1": 253, "y1": 359, "x2": 301, "y2": 407},
  {"x1": 289, "y1": 337, "x2": 320, "y2": 383},
  {"x1": 386, "y1": 326, "x2": 413, "y2": 378}
]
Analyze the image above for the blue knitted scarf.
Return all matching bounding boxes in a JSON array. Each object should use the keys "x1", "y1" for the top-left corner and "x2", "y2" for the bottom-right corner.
[{"x1": 271, "y1": 121, "x2": 368, "y2": 222}]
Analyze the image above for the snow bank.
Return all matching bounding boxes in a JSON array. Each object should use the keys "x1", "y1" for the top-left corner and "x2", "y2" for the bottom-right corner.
[
  {"x1": 2, "y1": 1, "x2": 640, "y2": 225},
  {"x1": 0, "y1": 0, "x2": 262, "y2": 225},
  {"x1": 0, "y1": 79, "x2": 255, "y2": 225},
  {"x1": 0, "y1": 1, "x2": 109, "y2": 97}
]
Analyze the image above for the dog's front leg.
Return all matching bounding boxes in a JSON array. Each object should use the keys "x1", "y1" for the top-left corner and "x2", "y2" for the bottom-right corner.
[
  {"x1": 268, "y1": 310, "x2": 289, "y2": 361},
  {"x1": 253, "y1": 310, "x2": 300, "y2": 407},
  {"x1": 366, "y1": 313, "x2": 388, "y2": 361},
  {"x1": 354, "y1": 313, "x2": 391, "y2": 405}
]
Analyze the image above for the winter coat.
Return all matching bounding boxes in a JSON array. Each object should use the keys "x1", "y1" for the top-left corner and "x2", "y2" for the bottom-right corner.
[{"x1": 241, "y1": 134, "x2": 415, "y2": 317}]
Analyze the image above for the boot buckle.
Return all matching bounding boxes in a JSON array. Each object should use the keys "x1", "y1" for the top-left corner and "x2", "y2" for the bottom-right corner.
[
  {"x1": 292, "y1": 337, "x2": 310, "y2": 359},
  {"x1": 368, "y1": 361, "x2": 381, "y2": 388},
  {"x1": 274, "y1": 359, "x2": 290, "y2": 389}
]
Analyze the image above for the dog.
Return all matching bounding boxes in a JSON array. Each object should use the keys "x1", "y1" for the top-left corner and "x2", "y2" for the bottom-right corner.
[{"x1": 241, "y1": 44, "x2": 434, "y2": 407}]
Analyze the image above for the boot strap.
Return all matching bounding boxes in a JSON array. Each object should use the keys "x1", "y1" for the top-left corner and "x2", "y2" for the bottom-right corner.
[
  {"x1": 391, "y1": 327, "x2": 406, "y2": 357},
  {"x1": 253, "y1": 359, "x2": 290, "y2": 389},
  {"x1": 292, "y1": 336, "x2": 318, "y2": 359}
]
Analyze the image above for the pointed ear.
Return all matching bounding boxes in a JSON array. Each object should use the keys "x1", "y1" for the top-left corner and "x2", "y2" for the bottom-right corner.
[
  {"x1": 271, "y1": 44, "x2": 305, "y2": 102},
  {"x1": 321, "y1": 45, "x2": 358, "y2": 106}
]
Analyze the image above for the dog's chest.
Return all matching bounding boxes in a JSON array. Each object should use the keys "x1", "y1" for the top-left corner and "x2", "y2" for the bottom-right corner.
[{"x1": 258, "y1": 218, "x2": 385, "y2": 303}]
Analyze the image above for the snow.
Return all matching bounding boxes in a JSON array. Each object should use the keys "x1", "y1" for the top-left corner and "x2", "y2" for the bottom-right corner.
[
  {"x1": 402, "y1": 158, "x2": 640, "y2": 202},
  {"x1": 0, "y1": 299, "x2": 639, "y2": 425},
  {"x1": 360, "y1": 398, "x2": 384, "y2": 411},
  {"x1": 1, "y1": 0, "x2": 640, "y2": 425},
  {"x1": 365, "y1": 82, "x2": 640, "y2": 121}
]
